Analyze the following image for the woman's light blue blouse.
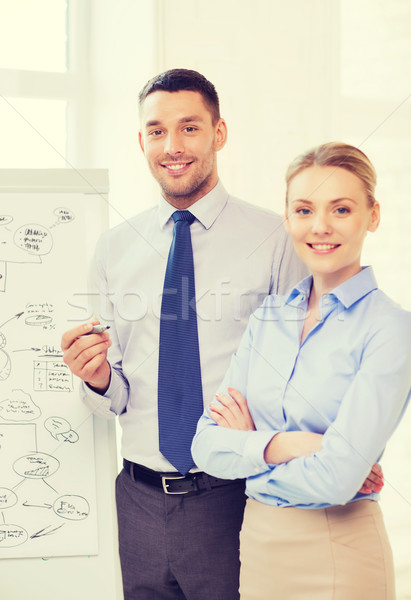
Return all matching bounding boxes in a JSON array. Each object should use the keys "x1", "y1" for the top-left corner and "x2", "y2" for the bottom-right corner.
[{"x1": 192, "y1": 267, "x2": 411, "y2": 508}]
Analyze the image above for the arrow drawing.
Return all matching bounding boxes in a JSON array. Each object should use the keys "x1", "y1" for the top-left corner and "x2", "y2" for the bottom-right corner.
[
  {"x1": 0, "y1": 312, "x2": 24, "y2": 329},
  {"x1": 30, "y1": 523, "x2": 65, "y2": 539},
  {"x1": 23, "y1": 501, "x2": 52, "y2": 509},
  {"x1": 13, "y1": 348, "x2": 41, "y2": 353}
]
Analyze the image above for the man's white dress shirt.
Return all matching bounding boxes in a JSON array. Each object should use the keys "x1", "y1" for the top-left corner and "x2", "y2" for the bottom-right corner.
[{"x1": 82, "y1": 181, "x2": 306, "y2": 472}]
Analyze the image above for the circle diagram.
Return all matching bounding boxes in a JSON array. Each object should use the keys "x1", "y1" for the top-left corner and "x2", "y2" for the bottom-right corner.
[{"x1": 13, "y1": 453, "x2": 60, "y2": 479}]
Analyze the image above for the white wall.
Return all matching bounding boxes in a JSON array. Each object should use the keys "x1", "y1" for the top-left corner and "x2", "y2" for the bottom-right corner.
[
  {"x1": 87, "y1": 0, "x2": 159, "y2": 224},
  {"x1": 157, "y1": 0, "x2": 340, "y2": 215},
  {"x1": 87, "y1": 0, "x2": 342, "y2": 219}
]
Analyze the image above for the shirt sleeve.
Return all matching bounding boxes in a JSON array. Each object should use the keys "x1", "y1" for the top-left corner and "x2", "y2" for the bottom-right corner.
[
  {"x1": 192, "y1": 309, "x2": 279, "y2": 479},
  {"x1": 271, "y1": 227, "x2": 309, "y2": 296},
  {"x1": 258, "y1": 312, "x2": 411, "y2": 506},
  {"x1": 80, "y1": 234, "x2": 130, "y2": 417}
]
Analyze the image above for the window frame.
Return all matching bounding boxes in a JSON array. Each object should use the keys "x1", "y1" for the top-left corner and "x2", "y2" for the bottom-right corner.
[{"x1": 0, "y1": 0, "x2": 90, "y2": 167}]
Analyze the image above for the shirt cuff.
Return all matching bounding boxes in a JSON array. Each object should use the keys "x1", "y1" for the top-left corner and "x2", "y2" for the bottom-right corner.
[
  {"x1": 243, "y1": 430, "x2": 278, "y2": 475},
  {"x1": 80, "y1": 380, "x2": 114, "y2": 418}
]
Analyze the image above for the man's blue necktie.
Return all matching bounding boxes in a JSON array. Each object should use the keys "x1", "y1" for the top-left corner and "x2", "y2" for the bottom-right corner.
[{"x1": 158, "y1": 210, "x2": 204, "y2": 475}]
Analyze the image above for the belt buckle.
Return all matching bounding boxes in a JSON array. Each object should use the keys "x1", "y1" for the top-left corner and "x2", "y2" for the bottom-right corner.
[{"x1": 162, "y1": 475, "x2": 189, "y2": 495}]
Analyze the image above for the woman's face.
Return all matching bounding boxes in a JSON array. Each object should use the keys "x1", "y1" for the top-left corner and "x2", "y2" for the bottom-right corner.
[{"x1": 285, "y1": 165, "x2": 380, "y2": 287}]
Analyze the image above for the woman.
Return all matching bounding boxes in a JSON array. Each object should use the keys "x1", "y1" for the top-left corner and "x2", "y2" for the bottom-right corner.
[{"x1": 192, "y1": 142, "x2": 411, "y2": 599}]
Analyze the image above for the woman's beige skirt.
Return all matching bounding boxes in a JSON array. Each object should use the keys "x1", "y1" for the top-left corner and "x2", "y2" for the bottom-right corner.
[{"x1": 239, "y1": 498, "x2": 395, "y2": 600}]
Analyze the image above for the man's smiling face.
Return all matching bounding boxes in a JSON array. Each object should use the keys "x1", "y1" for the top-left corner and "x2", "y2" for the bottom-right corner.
[{"x1": 139, "y1": 90, "x2": 227, "y2": 208}]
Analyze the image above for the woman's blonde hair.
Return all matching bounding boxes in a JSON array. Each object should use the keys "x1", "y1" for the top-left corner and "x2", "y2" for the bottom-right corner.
[{"x1": 285, "y1": 142, "x2": 377, "y2": 207}]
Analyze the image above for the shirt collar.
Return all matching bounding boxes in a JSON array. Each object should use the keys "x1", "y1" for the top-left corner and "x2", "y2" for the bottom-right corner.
[
  {"x1": 158, "y1": 180, "x2": 229, "y2": 230},
  {"x1": 286, "y1": 266, "x2": 378, "y2": 308},
  {"x1": 285, "y1": 276, "x2": 312, "y2": 306}
]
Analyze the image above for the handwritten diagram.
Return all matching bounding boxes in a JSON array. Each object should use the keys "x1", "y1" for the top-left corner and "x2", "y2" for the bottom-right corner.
[
  {"x1": 0, "y1": 207, "x2": 75, "y2": 292},
  {"x1": 0, "y1": 420, "x2": 87, "y2": 550},
  {"x1": 0, "y1": 194, "x2": 99, "y2": 559}
]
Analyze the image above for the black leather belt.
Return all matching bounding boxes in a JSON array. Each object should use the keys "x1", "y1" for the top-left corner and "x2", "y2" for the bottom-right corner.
[{"x1": 123, "y1": 459, "x2": 240, "y2": 495}]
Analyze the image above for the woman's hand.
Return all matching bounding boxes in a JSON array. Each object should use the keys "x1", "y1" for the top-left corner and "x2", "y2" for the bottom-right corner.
[
  {"x1": 359, "y1": 463, "x2": 384, "y2": 494},
  {"x1": 209, "y1": 387, "x2": 256, "y2": 431}
]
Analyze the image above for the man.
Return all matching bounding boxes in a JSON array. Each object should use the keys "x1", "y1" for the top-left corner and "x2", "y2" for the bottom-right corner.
[{"x1": 61, "y1": 69, "x2": 382, "y2": 599}]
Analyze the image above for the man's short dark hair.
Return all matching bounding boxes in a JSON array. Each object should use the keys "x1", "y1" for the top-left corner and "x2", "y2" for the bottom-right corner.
[{"x1": 138, "y1": 68, "x2": 220, "y2": 124}]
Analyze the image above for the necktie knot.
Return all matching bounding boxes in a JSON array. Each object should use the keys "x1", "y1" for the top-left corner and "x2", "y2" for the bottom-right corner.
[{"x1": 172, "y1": 210, "x2": 195, "y2": 225}]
